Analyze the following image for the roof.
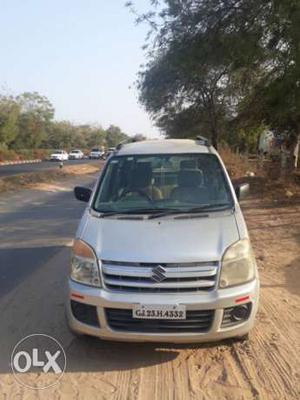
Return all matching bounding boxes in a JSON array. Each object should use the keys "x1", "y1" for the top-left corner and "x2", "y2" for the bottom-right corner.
[{"x1": 116, "y1": 139, "x2": 215, "y2": 156}]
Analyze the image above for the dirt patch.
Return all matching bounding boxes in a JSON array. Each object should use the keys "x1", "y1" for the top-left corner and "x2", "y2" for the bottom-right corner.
[{"x1": 0, "y1": 163, "x2": 102, "y2": 194}]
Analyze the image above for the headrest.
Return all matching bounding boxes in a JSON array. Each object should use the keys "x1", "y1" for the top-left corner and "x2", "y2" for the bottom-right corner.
[
  {"x1": 178, "y1": 170, "x2": 203, "y2": 187},
  {"x1": 180, "y1": 159, "x2": 197, "y2": 170},
  {"x1": 131, "y1": 162, "x2": 152, "y2": 189}
]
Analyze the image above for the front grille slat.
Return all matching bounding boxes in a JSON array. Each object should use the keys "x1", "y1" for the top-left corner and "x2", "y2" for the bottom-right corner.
[
  {"x1": 104, "y1": 278, "x2": 215, "y2": 289},
  {"x1": 102, "y1": 260, "x2": 218, "y2": 293},
  {"x1": 103, "y1": 265, "x2": 217, "y2": 278},
  {"x1": 108, "y1": 317, "x2": 212, "y2": 324},
  {"x1": 106, "y1": 308, "x2": 214, "y2": 333}
]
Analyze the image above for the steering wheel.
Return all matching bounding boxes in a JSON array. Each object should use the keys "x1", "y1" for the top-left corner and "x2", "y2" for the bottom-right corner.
[{"x1": 117, "y1": 189, "x2": 153, "y2": 203}]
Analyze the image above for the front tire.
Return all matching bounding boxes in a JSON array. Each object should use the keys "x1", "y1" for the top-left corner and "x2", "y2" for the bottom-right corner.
[{"x1": 232, "y1": 333, "x2": 249, "y2": 343}]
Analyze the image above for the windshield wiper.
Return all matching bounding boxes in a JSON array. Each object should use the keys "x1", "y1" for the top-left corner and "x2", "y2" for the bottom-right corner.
[
  {"x1": 97, "y1": 204, "x2": 232, "y2": 219},
  {"x1": 187, "y1": 203, "x2": 233, "y2": 212},
  {"x1": 98, "y1": 211, "x2": 129, "y2": 218},
  {"x1": 148, "y1": 203, "x2": 232, "y2": 219},
  {"x1": 97, "y1": 208, "x2": 179, "y2": 218}
]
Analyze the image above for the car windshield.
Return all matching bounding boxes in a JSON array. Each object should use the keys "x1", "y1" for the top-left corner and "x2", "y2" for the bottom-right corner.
[
  {"x1": 93, "y1": 153, "x2": 234, "y2": 214},
  {"x1": 54, "y1": 150, "x2": 63, "y2": 154},
  {"x1": 92, "y1": 148, "x2": 100, "y2": 152},
  {"x1": 71, "y1": 150, "x2": 80, "y2": 153}
]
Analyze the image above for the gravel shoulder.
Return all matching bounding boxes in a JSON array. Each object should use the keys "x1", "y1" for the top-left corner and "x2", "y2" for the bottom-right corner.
[
  {"x1": 0, "y1": 176, "x2": 299, "y2": 400},
  {"x1": 0, "y1": 162, "x2": 101, "y2": 194}
]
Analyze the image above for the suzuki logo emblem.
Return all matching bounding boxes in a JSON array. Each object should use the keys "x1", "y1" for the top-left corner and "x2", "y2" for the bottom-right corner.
[{"x1": 151, "y1": 265, "x2": 166, "y2": 282}]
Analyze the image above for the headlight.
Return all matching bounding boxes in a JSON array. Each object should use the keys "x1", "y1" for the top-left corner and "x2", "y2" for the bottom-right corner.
[
  {"x1": 219, "y1": 239, "x2": 256, "y2": 288},
  {"x1": 70, "y1": 239, "x2": 101, "y2": 287}
]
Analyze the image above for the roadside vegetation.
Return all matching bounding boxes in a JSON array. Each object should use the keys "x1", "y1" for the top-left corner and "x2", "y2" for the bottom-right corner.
[
  {"x1": 0, "y1": 91, "x2": 130, "y2": 161},
  {"x1": 127, "y1": 0, "x2": 300, "y2": 168}
]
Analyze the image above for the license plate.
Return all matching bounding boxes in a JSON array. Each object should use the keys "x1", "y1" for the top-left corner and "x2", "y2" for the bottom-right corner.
[{"x1": 132, "y1": 304, "x2": 186, "y2": 320}]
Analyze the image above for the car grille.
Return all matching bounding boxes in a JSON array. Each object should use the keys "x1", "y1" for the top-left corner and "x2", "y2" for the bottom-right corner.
[
  {"x1": 101, "y1": 260, "x2": 219, "y2": 293},
  {"x1": 105, "y1": 308, "x2": 214, "y2": 333}
]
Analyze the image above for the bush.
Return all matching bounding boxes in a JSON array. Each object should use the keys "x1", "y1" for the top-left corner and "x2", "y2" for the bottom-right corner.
[
  {"x1": 219, "y1": 145, "x2": 255, "y2": 178},
  {"x1": 0, "y1": 148, "x2": 51, "y2": 162}
]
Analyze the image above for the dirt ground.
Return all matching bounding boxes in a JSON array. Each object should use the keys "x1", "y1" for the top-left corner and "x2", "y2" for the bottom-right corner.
[
  {"x1": 0, "y1": 175, "x2": 299, "y2": 400},
  {"x1": 0, "y1": 162, "x2": 101, "y2": 193}
]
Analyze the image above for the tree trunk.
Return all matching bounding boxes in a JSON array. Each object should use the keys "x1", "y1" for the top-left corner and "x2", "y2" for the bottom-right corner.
[
  {"x1": 293, "y1": 134, "x2": 300, "y2": 169},
  {"x1": 204, "y1": 91, "x2": 219, "y2": 149},
  {"x1": 211, "y1": 129, "x2": 218, "y2": 149}
]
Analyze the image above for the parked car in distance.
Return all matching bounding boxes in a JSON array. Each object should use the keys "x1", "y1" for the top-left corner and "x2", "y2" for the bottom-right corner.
[
  {"x1": 89, "y1": 148, "x2": 104, "y2": 159},
  {"x1": 69, "y1": 149, "x2": 84, "y2": 160},
  {"x1": 50, "y1": 150, "x2": 69, "y2": 161},
  {"x1": 104, "y1": 147, "x2": 116, "y2": 159},
  {"x1": 67, "y1": 138, "x2": 259, "y2": 344}
]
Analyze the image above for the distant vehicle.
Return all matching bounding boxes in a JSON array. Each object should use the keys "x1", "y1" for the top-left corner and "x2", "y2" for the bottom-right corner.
[
  {"x1": 105, "y1": 147, "x2": 116, "y2": 159},
  {"x1": 50, "y1": 150, "x2": 69, "y2": 161},
  {"x1": 258, "y1": 130, "x2": 274, "y2": 155},
  {"x1": 258, "y1": 130, "x2": 284, "y2": 160},
  {"x1": 89, "y1": 148, "x2": 104, "y2": 159},
  {"x1": 69, "y1": 149, "x2": 84, "y2": 160}
]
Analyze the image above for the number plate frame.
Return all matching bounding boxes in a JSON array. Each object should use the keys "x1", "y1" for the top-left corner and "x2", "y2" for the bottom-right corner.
[{"x1": 132, "y1": 304, "x2": 186, "y2": 320}]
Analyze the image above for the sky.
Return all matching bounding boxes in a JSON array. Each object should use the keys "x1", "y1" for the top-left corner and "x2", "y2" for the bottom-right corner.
[{"x1": 0, "y1": 0, "x2": 161, "y2": 138}]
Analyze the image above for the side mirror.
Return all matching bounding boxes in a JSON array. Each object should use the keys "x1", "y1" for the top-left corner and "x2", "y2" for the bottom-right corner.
[
  {"x1": 235, "y1": 183, "x2": 250, "y2": 200},
  {"x1": 74, "y1": 186, "x2": 92, "y2": 203}
]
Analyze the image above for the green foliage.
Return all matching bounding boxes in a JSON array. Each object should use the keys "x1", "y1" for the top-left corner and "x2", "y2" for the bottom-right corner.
[
  {"x1": 11, "y1": 92, "x2": 55, "y2": 149},
  {"x1": 133, "y1": 0, "x2": 300, "y2": 149},
  {"x1": 223, "y1": 125, "x2": 265, "y2": 154},
  {"x1": 0, "y1": 91, "x2": 130, "y2": 155},
  {"x1": 106, "y1": 125, "x2": 128, "y2": 148},
  {"x1": 0, "y1": 96, "x2": 20, "y2": 146}
]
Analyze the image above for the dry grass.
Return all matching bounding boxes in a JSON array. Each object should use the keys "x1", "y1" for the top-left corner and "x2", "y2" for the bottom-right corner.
[
  {"x1": 219, "y1": 147, "x2": 258, "y2": 178},
  {"x1": 0, "y1": 163, "x2": 101, "y2": 194}
]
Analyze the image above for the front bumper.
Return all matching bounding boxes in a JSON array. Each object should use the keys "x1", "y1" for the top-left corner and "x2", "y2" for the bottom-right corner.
[{"x1": 66, "y1": 279, "x2": 259, "y2": 343}]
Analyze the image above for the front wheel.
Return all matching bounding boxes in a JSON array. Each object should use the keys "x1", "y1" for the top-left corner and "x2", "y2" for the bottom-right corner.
[{"x1": 232, "y1": 333, "x2": 249, "y2": 343}]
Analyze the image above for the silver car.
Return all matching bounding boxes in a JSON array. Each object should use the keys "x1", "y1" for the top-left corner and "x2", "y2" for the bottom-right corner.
[{"x1": 67, "y1": 138, "x2": 259, "y2": 343}]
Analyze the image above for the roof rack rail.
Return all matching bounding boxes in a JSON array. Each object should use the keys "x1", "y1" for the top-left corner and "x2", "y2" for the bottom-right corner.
[{"x1": 196, "y1": 136, "x2": 211, "y2": 146}]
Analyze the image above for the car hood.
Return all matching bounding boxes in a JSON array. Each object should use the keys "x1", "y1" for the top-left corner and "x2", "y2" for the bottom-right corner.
[{"x1": 80, "y1": 210, "x2": 240, "y2": 263}]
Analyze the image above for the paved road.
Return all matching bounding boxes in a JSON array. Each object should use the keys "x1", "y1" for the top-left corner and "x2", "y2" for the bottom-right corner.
[
  {"x1": 0, "y1": 175, "x2": 95, "y2": 374},
  {"x1": 0, "y1": 159, "x2": 99, "y2": 177}
]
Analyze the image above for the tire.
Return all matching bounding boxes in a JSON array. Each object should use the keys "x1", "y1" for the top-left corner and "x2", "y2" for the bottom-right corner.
[{"x1": 232, "y1": 333, "x2": 249, "y2": 343}]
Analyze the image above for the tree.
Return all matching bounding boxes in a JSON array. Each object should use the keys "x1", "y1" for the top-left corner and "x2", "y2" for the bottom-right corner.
[
  {"x1": 46, "y1": 121, "x2": 75, "y2": 149},
  {"x1": 0, "y1": 90, "x2": 132, "y2": 153},
  {"x1": 0, "y1": 96, "x2": 20, "y2": 147},
  {"x1": 105, "y1": 125, "x2": 128, "y2": 147},
  {"x1": 137, "y1": 27, "x2": 229, "y2": 148},
  {"x1": 13, "y1": 92, "x2": 55, "y2": 149},
  {"x1": 82, "y1": 125, "x2": 106, "y2": 149},
  {"x1": 130, "y1": 0, "x2": 300, "y2": 154}
]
